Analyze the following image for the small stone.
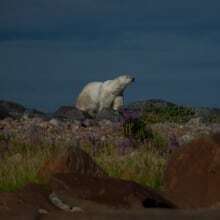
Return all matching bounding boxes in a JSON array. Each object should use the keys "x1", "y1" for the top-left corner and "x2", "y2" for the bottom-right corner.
[
  {"x1": 49, "y1": 119, "x2": 60, "y2": 127},
  {"x1": 186, "y1": 117, "x2": 203, "y2": 127},
  {"x1": 179, "y1": 134, "x2": 194, "y2": 145},
  {"x1": 70, "y1": 206, "x2": 84, "y2": 212},
  {"x1": 38, "y1": 209, "x2": 49, "y2": 214}
]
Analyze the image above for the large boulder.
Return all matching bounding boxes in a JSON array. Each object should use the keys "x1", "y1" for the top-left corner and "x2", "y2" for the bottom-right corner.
[
  {"x1": 23, "y1": 108, "x2": 50, "y2": 120},
  {"x1": 38, "y1": 146, "x2": 106, "y2": 179},
  {"x1": 0, "y1": 100, "x2": 26, "y2": 119},
  {"x1": 0, "y1": 108, "x2": 10, "y2": 119},
  {"x1": 164, "y1": 133, "x2": 220, "y2": 208},
  {"x1": 95, "y1": 109, "x2": 123, "y2": 122},
  {"x1": 53, "y1": 106, "x2": 85, "y2": 121},
  {"x1": 49, "y1": 173, "x2": 176, "y2": 210}
]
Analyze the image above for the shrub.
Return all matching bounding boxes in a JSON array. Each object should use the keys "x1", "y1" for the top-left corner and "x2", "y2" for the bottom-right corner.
[{"x1": 120, "y1": 109, "x2": 153, "y2": 141}]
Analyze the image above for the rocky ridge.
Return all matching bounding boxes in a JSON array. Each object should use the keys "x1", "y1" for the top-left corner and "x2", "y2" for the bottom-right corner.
[{"x1": 1, "y1": 99, "x2": 220, "y2": 219}]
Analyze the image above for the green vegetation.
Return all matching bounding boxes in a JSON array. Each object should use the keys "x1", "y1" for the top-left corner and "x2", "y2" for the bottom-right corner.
[
  {"x1": 0, "y1": 129, "x2": 169, "y2": 191},
  {"x1": 94, "y1": 145, "x2": 167, "y2": 189},
  {"x1": 142, "y1": 105, "x2": 195, "y2": 124},
  {"x1": 0, "y1": 139, "x2": 56, "y2": 191},
  {"x1": 123, "y1": 117, "x2": 153, "y2": 141},
  {"x1": 83, "y1": 133, "x2": 168, "y2": 190}
]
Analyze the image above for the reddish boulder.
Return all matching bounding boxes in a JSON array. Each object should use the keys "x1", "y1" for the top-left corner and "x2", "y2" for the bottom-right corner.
[
  {"x1": 49, "y1": 173, "x2": 176, "y2": 210},
  {"x1": 38, "y1": 146, "x2": 106, "y2": 179},
  {"x1": 164, "y1": 133, "x2": 220, "y2": 208}
]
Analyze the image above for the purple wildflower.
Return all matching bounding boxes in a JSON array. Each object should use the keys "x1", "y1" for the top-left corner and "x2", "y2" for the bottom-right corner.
[
  {"x1": 116, "y1": 137, "x2": 135, "y2": 155},
  {"x1": 120, "y1": 108, "x2": 141, "y2": 122},
  {"x1": 169, "y1": 134, "x2": 180, "y2": 150}
]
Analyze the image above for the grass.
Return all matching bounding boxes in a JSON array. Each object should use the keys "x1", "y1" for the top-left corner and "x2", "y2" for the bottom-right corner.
[
  {"x1": 82, "y1": 133, "x2": 168, "y2": 190},
  {"x1": 95, "y1": 145, "x2": 167, "y2": 189},
  {"x1": 0, "y1": 140, "x2": 56, "y2": 191},
  {"x1": 0, "y1": 128, "x2": 169, "y2": 191},
  {"x1": 0, "y1": 153, "x2": 42, "y2": 191}
]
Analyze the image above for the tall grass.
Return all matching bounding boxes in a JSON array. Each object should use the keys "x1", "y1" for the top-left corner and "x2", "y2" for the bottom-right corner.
[
  {"x1": 0, "y1": 141, "x2": 55, "y2": 191},
  {"x1": 82, "y1": 137, "x2": 168, "y2": 189},
  {"x1": 0, "y1": 130, "x2": 169, "y2": 191}
]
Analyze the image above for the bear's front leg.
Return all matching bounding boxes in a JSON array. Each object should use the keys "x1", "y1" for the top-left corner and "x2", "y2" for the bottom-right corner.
[
  {"x1": 98, "y1": 92, "x2": 115, "y2": 112},
  {"x1": 112, "y1": 96, "x2": 124, "y2": 111}
]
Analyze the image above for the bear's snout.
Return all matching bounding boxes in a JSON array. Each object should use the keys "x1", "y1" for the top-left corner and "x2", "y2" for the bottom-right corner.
[{"x1": 131, "y1": 77, "x2": 135, "y2": 82}]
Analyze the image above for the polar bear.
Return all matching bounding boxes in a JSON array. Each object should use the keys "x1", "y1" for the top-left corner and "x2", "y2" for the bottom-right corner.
[{"x1": 75, "y1": 75, "x2": 135, "y2": 117}]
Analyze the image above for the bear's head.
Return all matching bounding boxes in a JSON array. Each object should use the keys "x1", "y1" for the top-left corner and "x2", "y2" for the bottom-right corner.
[
  {"x1": 109, "y1": 75, "x2": 135, "y2": 96},
  {"x1": 117, "y1": 75, "x2": 135, "y2": 85}
]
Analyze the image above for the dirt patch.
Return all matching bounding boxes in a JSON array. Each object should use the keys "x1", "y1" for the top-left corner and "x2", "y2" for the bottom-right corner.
[
  {"x1": 39, "y1": 209, "x2": 220, "y2": 220},
  {"x1": 0, "y1": 183, "x2": 55, "y2": 220}
]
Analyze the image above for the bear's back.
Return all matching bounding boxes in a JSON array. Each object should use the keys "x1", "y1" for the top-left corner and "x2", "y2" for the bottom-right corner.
[{"x1": 75, "y1": 81, "x2": 103, "y2": 112}]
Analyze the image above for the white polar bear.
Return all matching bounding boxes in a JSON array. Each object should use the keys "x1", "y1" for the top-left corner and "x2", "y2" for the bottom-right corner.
[{"x1": 75, "y1": 75, "x2": 135, "y2": 117}]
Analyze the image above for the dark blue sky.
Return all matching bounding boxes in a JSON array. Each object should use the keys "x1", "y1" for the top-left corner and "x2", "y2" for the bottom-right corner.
[{"x1": 0, "y1": 0, "x2": 220, "y2": 111}]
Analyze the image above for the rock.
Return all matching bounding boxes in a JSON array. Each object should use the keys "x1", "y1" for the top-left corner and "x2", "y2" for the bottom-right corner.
[
  {"x1": 53, "y1": 106, "x2": 85, "y2": 121},
  {"x1": 38, "y1": 146, "x2": 106, "y2": 179},
  {"x1": 186, "y1": 117, "x2": 203, "y2": 127},
  {"x1": 164, "y1": 133, "x2": 220, "y2": 208},
  {"x1": 98, "y1": 119, "x2": 114, "y2": 127},
  {"x1": 0, "y1": 100, "x2": 26, "y2": 119},
  {"x1": 23, "y1": 109, "x2": 49, "y2": 120},
  {"x1": 0, "y1": 108, "x2": 10, "y2": 120},
  {"x1": 49, "y1": 119, "x2": 61, "y2": 127},
  {"x1": 195, "y1": 107, "x2": 220, "y2": 123},
  {"x1": 80, "y1": 119, "x2": 98, "y2": 127},
  {"x1": 38, "y1": 209, "x2": 49, "y2": 214},
  {"x1": 95, "y1": 109, "x2": 122, "y2": 122},
  {"x1": 178, "y1": 134, "x2": 195, "y2": 146},
  {"x1": 49, "y1": 173, "x2": 176, "y2": 210},
  {"x1": 49, "y1": 192, "x2": 84, "y2": 213},
  {"x1": 212, "y1": 124, "x2": 220, "y2": 133}
]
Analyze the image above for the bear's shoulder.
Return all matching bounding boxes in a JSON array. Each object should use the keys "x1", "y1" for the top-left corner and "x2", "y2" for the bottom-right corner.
[
  {"x1": 85, "y1": 81, "x2": 103, "y2": 87},
  {"x1": 80, "y1": 81, "x2": 103, "y2": 92}
]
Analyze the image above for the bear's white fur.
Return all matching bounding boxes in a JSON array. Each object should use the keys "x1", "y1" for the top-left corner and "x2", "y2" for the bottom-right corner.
[
  {"x1": 75, "y1": 75, "x2": 134, "y2": 116},
  {"x1": 112, "y1": 96, "x2": 124, "y2": 111}
]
